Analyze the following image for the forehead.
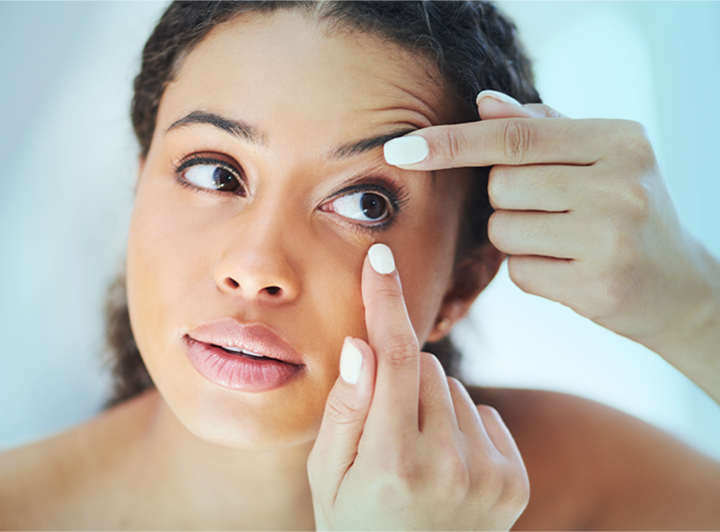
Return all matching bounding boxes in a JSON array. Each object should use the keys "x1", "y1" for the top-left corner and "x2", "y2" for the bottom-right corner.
[{"x1": 161, "y1": 9, "x2": 451, "y2": 150}]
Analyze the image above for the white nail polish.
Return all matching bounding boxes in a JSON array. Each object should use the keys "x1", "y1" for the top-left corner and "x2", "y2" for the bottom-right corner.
[
  {"x1": 340, "y1": 337, "x2": 363, "y2": 385},
  {"x1": 383, "y1": 136, "x2": 429, "y2": 166},
  {"x1": 368, "y1": 243, "x2": 395, "y2": 275},
  {"x1": 476, "y1": 89, "x2": 523, "y2": 108}
]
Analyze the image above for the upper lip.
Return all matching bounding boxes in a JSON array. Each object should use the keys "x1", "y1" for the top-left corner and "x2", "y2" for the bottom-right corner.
[{"x1": 186, "y1": 318, "x2": 304, "y2": 366}]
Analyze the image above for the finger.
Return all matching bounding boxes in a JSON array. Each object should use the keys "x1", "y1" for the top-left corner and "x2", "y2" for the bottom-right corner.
[
  {"x1": 362, "y1": 243, "x2": 420, "y2": 434},
  {"x1": 507, "y1": 254, "x2": 584, "y2": 307},
  {"x1": 489, "y1": 210, "x2": 591, "y2": 260},
  {"x1": 507, "y1": 254, "x2": 629, "y2": 320},
  {"x1": 309, "y1": 337, "x2": 376, "y2": 497},
  {"x1": 417, "y1": 353, "x2": 458, "y2": 434},
  {"x1": 488, "y1": 164, "x2": 588, "y2": 212},
  {"x1": 383, "y1": 118, "x2": 605, "y2": 170},
  {"x1": 446, "y1": 377, "x2": 486, "y2": 438},
  {"x1": 476, "y1": 405, "x2": 523, "y2": 461},
  {"x1": 475, "y1": 90, "x2": 569, "y2": 120}
]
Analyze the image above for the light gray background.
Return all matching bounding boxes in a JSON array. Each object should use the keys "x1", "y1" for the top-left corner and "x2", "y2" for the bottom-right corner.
[{"x1": 1, "y1": 1, "x2": 719, "y2": 460}]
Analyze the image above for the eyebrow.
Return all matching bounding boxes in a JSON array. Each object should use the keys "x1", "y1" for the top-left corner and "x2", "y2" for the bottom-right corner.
[
  {"x1": 166, "y1": 111, "x2": 416, "y2": 160},
  {"x1": 330, "y1": 128, "x2": 417, "y2": 160},
  {"x1": 167, "y1": 111, "x2": 261, "y2": 143}
]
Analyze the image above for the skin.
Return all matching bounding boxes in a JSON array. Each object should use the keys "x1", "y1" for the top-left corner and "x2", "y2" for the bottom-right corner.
[
  {"x1": 1, "y1": 9, "x2": 720, "y2": 531},
  {"x1": 398, "y1": 93, "x2": 720, "y2": 405}
]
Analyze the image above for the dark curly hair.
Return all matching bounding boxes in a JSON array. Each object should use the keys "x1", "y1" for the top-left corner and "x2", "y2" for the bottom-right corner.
[{"x1": 104, "y1": 0, "x2": 541, "y2": 408}]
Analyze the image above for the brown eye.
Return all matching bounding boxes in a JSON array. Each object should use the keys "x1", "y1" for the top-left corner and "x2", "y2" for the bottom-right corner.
[
  {"x1": 360, "y1": 193, "x2": 388, "y2": 220},
  {"x1": 179, "y1": 157, "x2": 245, "y2": 196},
  {"x1": 329, "y1": 191, "x2": 390, "y2": 223}
]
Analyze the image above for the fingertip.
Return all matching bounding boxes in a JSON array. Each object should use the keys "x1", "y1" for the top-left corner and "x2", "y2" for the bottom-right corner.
[
  {"x1": 476, "y1": 90, "x2": 551, "y2": 120},
  {"x1": 340, "y1": 337, "x2": 364, "y2": 385},
  {"x1": 383, "y1": 135, "x2": 429, "y2": 166},
  {"x1": 368, "y1": 243, "x2": 395, "y2": 275},
  {"x1": 476, "y1": 89, "x2": 523, "y2": 108}
]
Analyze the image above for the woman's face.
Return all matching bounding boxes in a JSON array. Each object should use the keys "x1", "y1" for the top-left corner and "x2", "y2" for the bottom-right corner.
[{"x1": 127, "y1": 10, "x2": 471, "y2": 450}]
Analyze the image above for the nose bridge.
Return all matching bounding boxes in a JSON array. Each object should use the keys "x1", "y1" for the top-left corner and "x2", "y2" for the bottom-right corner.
[{"x1": 214, "y1": 192, "x2": 302, "y2": 302}]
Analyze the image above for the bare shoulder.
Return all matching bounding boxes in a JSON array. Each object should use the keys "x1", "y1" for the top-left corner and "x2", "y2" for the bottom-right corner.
[
  {"x1": 466, "y1": 386, "x2": 720, "y2": 530},
  {"x1": 0, "y1": 391, "x2": 157, "y2": 530}
]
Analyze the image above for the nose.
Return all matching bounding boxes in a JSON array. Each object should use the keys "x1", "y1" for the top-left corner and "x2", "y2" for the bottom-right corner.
[{"x1": 213, "y1": 208, "x2": 302, "y2": 304}]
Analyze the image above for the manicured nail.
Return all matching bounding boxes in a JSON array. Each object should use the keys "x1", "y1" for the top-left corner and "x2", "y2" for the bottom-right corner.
[
  {"x1": 368, "y1": 243, "x2": 395, "y2": 274},
  {"x1": 383, "y1": 136, "x2": 429, "y2": 166},
  {"x1": 340, "y1": 337, "x2": 363, "y2": 385},
  {"x1": 476, "y1": 89, "x2": 523, "y2": 108}
]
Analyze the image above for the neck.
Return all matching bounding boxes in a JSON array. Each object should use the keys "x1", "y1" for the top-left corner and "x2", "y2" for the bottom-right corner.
[{"x1": 133, "y1": 391, "x2": 316, "y2": 530}]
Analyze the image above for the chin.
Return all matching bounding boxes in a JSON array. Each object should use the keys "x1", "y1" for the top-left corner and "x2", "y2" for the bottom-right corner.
[{"x1": 154, "y1": 363, "x2": 328, "y2": 452}]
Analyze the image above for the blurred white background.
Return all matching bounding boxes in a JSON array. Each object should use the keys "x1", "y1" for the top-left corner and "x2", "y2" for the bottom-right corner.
[{"x1": 1, "y1": 1, "x2": 719, "y2": 460}]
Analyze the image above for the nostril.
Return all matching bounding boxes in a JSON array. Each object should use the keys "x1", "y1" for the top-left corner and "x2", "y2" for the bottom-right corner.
[
  {"x1": 225, "y1": 278, "x2": 240, "y2": 289},
  {"x1": 265, "y1": 286, "x2": 281, "y2": 296}
]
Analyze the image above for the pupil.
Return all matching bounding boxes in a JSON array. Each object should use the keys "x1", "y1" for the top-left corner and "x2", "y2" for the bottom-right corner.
[
  {"x1": 213, "y1": 167, "x2": 238, "y2": 191},
  {"x1": 360, "y1": 193, "x2": 387, "y2": 220}
]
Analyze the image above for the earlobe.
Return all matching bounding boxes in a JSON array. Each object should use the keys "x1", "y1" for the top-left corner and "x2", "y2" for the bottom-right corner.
[{"x1": 426, "y1": 242, "x2": 505, "y2": 343}]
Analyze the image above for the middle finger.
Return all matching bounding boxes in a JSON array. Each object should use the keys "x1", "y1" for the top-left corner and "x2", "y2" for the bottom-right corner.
[{"x1": 489, "y1": 164, "x2": 593, "y2": 212}]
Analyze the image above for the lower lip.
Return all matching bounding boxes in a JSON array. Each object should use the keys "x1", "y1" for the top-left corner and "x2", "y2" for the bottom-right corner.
[{"x1": 183, "y1": 337, "x2": 303, "y2": 392}]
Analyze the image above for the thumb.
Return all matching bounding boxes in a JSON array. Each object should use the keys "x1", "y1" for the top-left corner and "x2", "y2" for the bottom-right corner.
[
  {"x1": 308, "y1": 337, "x2": 376, "y2": 499},
  {"x1": 476, "y1": 89, "x2": 569, "y2": 120}
]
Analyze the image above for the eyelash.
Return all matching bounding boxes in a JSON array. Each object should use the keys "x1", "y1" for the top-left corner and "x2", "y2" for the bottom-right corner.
[
  {"x1": 173, "y1": 153, "x2": 246, "y2": 196},
  {"x1": 325, "y1": 180, "x2": 409, "y2": 233},
  {"x1": 172, "y1": 152, "x2": 408, "y2": 232}
]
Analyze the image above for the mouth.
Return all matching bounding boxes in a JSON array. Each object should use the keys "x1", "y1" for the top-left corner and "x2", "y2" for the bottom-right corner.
[
  {"x1": 183, "y1": 319, "x2": 305, "y2": 392},
  {"x1": 214, "y1": 344, "x2": 270, "y2": 359}
]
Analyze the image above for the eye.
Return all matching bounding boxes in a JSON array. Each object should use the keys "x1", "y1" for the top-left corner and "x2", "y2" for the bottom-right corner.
[
  {"x1": 328, "y1": 190, "x2": 391, "y2": 223},
  {"x1": 176, "y1": 156, "x2": 245, "y2": 196}
]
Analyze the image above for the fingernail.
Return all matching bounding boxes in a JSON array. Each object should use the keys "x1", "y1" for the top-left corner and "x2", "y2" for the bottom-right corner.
[
  {"x1": 340, "y1": 337, "x2": 363, "y2": 385},
  {"x1": 368, "y1": 243, "x2": 395, "y2": 274},
  {"x1": 476, "y1": 89, "x2": 523, "y2": 108},
  {"x1": 383, "y1": 136, "x2": 429, "y2": 166}
]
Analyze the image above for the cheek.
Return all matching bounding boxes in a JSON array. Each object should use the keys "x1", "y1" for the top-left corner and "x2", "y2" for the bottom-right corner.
[
  {"x1": 125, "y1": 177, "x2": 371, "y2": 449},
  {"x1": 127, "y1": 183, "x2": 210, "y2": 357},
  {"x1": 395, "y1": 177, "x2": 466, "y2": 344}
]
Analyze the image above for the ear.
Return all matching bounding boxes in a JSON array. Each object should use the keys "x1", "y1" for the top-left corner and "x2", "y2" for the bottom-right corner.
[{"x1": 426, "y1": 242, "x2": 505, "y2": 343}]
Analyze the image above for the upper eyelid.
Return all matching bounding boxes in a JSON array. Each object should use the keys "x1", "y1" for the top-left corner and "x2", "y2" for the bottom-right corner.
[
  {"x1": 175, "y1": 153, "x2": 243, "y2": 175},
  {"x1": 173, "y1": 152, "x2": 409, "y2": 214}
]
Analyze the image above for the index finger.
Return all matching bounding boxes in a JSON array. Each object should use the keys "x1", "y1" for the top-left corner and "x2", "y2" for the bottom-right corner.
[
  {"x1": 361, "y1": 243, "x2": 420, "y2": 435},
  {"x1": 383, "y1": 118, "x2": 603, "y2": 170}
]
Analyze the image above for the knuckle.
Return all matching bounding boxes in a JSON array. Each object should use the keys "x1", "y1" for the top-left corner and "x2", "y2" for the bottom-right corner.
[
  {"x1": 441, "y1": 452, "x2": 471, "y2": 494},
  {"x1": 487, "y1": 211, "x2": 511, "y2": 251},
  {"x1": 487, "y1": 166, "x2": 513, "y2": 208},
  {"x1": 438, "y1": 127, "x2": 468, "y2": 163},
  {"x1": 619, "y1": 181, "x2": 652, "y2": 222},
  {"x1": 472, "y1": 457, "x2": 529, "y2": 519},
  {"x1": 368, "y1": 453, "x2": 418, "y2": 499},
  {"x1": 372, "y1": 282, "x2": 404, "y2": 302},
  {"x1": 584, "y1": 266, "x2": 637, "y2": 319},
  {"x1": 324, "y1": 389, "x2": 364, "y2": 426},
  {"x1": 499, "y1": 462, "x2": 531, "y2": 515},
  {"x1": 381, "y1": 333, "x2": 419, "y2": 366},
  {"x1": 502, "y1": 119, "x2": 534, "y2": 163},
  {"x1": 611, "y1": 120, "x2": 656, "y2": 163},
  {"x1": 506, "y1": 256, "x2": 534, "y2": 293}
]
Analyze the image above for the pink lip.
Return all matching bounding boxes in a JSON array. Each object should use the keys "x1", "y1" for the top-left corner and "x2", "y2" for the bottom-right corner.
[{"x1": 184, "y1": 319, "x2": 305, "y2": 392}]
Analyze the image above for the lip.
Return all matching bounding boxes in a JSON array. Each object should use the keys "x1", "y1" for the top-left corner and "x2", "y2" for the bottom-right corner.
[{"x1": 184, "y1": 319, "x2": 305, "y2": 392}]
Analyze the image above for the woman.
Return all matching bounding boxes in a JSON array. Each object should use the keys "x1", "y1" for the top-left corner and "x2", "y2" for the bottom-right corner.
[{"x1": 1, "y1": 1, "x2": 719, "y2": 529}]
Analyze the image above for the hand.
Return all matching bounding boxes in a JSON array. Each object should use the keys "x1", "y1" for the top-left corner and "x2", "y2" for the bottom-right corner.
[
  {"x1": 307, "y1": 243, "x2": 529, "y2": 531},
  {"x1": 383, "y1": 90, "x2": 720, "y2": 402}
]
